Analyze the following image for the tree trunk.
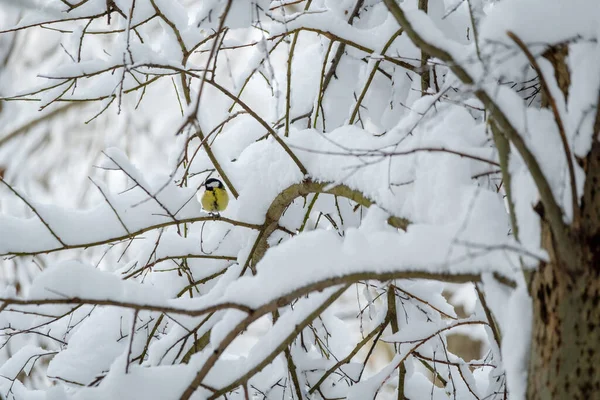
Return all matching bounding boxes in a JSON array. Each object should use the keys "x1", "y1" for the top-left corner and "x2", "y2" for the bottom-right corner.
[
  {"x1": 527, "y1": 258, "x2": 600, "y2": 398},
  {"x1": 527, "y1": 43, "x2": 600, "y2": 399}
]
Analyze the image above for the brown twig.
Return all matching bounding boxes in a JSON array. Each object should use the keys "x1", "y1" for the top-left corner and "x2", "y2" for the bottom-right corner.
[
  {"x1": 507, "y1": 31, "x2": 579, "y2": 228},
  {"x1": 349, "y1": 28, "x2": 404, "y2": 124},
  {"x1": 0, "y1": 178, "x2": 66, "y2": 246},
  {"x1": 206, "y1": 79, "x2": 308, "y2": 175},
  {"x1": 382, "y1": 0, "x2": 576, "y2": 268}
]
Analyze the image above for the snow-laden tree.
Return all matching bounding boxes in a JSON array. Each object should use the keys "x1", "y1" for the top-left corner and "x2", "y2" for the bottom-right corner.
[{"x1": 0, "y1": 0, "x2": 598, "y2": 398}]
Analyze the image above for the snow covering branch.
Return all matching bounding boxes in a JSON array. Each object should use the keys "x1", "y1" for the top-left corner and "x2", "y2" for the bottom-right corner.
[
  {"x1": 0, "y1": 178, "x2": 66, "y2": 247},
  {"x1": 0, "y1": 1, "x2": 533, "y2": 398},
  {"x1": 244, "y1": 180, "x2": 411, "y2": 274},
  {"x1": 383, "y1": 0, "x2": 576, "y2": 266},
  {"x1": 196, "y1": 286, "x2": 350, "y2": 399},
  {"x1": 0, "y1": 296, "x2": 253, "y2": 318},
  {"x1": 205, "y1": 79, "x2": 308, "y2": 176},
  {"x1": 507, "y1": 31, "x2": 579, "y2": 228},
  {"x1": 0, "y1": 211, "x2": 260, "y2": 257}
]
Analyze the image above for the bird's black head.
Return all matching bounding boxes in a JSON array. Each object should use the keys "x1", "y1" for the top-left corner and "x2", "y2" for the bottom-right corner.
[{"x1": 205, "y1": 178, "x2": 223, "y2": 191}]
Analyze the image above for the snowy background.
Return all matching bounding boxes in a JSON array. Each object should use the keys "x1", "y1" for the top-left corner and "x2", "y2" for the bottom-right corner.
[{"x1": 0, "y1": 0, "x2": 596, "y2": 398}]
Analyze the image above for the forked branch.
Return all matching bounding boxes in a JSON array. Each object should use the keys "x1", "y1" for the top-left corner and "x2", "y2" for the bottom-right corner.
[
  {"x1": 382, "y1": 0, "x2": 577, "y2": 268},
  {"x1": 507, "y1": 31, "x2": 579, "y2": 228}
]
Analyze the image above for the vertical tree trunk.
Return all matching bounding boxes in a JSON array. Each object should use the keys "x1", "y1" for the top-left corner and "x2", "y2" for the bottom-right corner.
[
  {"x1": 527, "y1": 44, "x2": 600, "y2": 399},
  {"x1": 527, "y1": 259, "x2": 600, "y2": 398}
]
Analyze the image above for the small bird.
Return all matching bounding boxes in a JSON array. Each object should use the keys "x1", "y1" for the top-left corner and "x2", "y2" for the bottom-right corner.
[{"x1": 201, "y1": 178, "x2": 229, "y2": 215}]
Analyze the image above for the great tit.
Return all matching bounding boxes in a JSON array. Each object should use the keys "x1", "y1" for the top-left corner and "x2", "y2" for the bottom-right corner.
[{"x1": 201, "y1": 178, "x2": 229, "y2": 215}]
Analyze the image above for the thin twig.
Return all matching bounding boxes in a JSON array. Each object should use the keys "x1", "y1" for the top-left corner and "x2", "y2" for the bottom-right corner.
[{"x1": 0, "y1": 178, "x2": 66, "y2": 246}]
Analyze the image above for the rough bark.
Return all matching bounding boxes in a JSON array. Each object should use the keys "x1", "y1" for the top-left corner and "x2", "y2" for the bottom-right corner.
[
  {"x1": 541, "y1": 44, "x2": 570, "y2": 106},
  {"x1": 528, "y1": 258, "x2": 600, "y2": 398},
  {"x1": 527, "y1": 44, "x2": 600, "y2": 399},
  {"x1": 380, "y1": 3, "x2": 600, "y2": 397}
]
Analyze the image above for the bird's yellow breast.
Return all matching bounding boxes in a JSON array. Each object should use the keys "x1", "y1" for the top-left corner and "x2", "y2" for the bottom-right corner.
[{"x1": 201, "y1": 188, "x2": 229, "y2": 212}]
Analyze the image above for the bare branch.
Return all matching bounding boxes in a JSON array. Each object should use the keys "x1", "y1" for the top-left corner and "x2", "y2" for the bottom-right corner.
[
  {"x1": 382, "y1": 0, "x2": 576, "y2": 268},
  {"x1": 0, "y1": 178, "x2": 66, "y2": 246},
  {"x1": 206, "y1": 79, "x2": 308, "y2": 175},
  {"x1": 507, "y1": 31, "x2": 579, "y2": 228},
  {"x1": 1, "y1": 215, "x2": 261, "y2": 257}
]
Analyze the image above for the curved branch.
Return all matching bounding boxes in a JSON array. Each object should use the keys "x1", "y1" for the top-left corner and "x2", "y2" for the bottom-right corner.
[
  {"x1": 180, "y1": 268, "x2": 513, "y2": 399},
  {"x1": 0, "y1": 297, "x2": 253, "y2": 317},
  {"x1": 507, "y1": 31, "x2": 578, "y2": 228},
  {"x1": 1, "y1": 216, "x2": 262, "y2": 257},
  {"x1": 3, "y1": 180, "x2": 406, "y2": 258},
  {"x1": 208, "y1": 286, "x2": 349, "y2": 399},
  {"x1": 244, "y1": 180, "x2": 410, "y2": 273},
  {"x1": 382, "y1": 0, "x2": 577, "y2": 267}
]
